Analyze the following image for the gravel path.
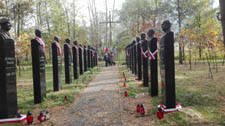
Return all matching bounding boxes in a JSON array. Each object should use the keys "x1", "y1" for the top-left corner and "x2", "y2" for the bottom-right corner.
[{"x1": 62, "y1": 66, "x2": 123, "y2": 126}]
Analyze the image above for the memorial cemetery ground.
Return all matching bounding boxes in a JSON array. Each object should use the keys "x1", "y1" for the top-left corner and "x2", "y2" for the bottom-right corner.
[
  {"x1": 15, "y1": 62, "x2": 104, "y2": 120},
  {"x1": 118, "y1": 59, "x2": 225, "y2": 126}
]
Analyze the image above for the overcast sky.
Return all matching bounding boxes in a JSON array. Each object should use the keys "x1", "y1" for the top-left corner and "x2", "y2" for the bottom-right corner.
[
  {"x1": 77, "y1": 0, "x2": 219, "y2": 19},
  {"x1": 78, "y1": 0, "x2": 125, "y2": 19}
]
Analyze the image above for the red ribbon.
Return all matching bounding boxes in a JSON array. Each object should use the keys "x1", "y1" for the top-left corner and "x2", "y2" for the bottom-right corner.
[
  {"x1": 64, "y1": 43, "x2": 72, "y2": 53},
  {"x1": 53, "y1": 40, "x2": 61, "y2": 55},
  {"x1": 35, "y1": 37, "x2": 45, "y2": 53},
  {"x1": 92, "y1": 50, "x2": 95, "y2": 57},
  {"x1": 141, "y1": 48, "x2": 148, "y2": 58},
  {"x1": 149, "y1": 50, "x2": 158, "y2": 60},
  {"x1": 73, "y1": 45, "x2": 79, "y2": 56}
]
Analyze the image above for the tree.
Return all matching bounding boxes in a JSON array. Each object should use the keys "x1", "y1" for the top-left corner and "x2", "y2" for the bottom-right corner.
[{"x1": 219, "y1": 0, "x2": 225, "y2": 46}]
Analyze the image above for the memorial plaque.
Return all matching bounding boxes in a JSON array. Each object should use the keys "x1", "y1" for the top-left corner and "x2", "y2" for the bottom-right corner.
[
  {"x1": 0, "y1": 39, "x2": 18, "y2": 119},
  {"x1": 64, "y1": 43, "x2": 72, "y2": 84},
  {"x1": 52, "y1": 42, "x2": 62, "y2": 91},
  {"x1": 31, "y1": 39, "x2": 46, "y2": 104},
  {"x1": 72, "y1": 44, "x2": 79, "y2": 79}
]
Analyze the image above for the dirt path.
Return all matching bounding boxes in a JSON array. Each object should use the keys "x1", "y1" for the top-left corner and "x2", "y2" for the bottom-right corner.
[{"x1": 58, "y1": 66, "x2": 122, "y2": 126}]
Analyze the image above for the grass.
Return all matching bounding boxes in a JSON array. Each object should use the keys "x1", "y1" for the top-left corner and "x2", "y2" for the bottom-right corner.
[
  {"x1": 117, "y1": 60, "x2": 225, "y2": 126},
  {"x1": 16, "y1": 62, "x2": 104, "y2": 114}
]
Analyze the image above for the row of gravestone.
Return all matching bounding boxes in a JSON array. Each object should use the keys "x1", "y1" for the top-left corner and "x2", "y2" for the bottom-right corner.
[
  {"x1": 0, "y1": 19, "x2": 98, "y2": 119},
  {"x1": 125, "y1": 20, "x2": 176, "y2": 109}
]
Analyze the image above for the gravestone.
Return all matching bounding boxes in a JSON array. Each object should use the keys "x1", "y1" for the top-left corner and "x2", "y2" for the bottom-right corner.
[
  {"x1": 93, "y1": 48, "x2": 97, "y2": 67},
  {"x1": 160, "y1": 20, "x2": 176, "y2": 109},
  {"x1": 84, "y1": 45, "x2": 88, "y2": 72},
  {"x1": 132, "y1": 40, "x2": 136, "y2": 74},
  {"x1": 64, "y1": 39, "x2": 72, "y2": 84},
  {"x1": 0, "y1": 18, "x2": 18, "y2": 118},
  {"x1": 52, "y1": 36, "x2": 62, "y2": 91},
  {"x1": 72, "y1": 41, "x2": 79, "y2": 79},
  {"x1": 79, "y1": 44, "x2": 84, "y2": 75},
  {"x1": 90, "y1": 47, "x2": 94, "y2": 68},
  {"x1": 131, "y1": 42, "x2": 134, "y2": 74},
  {"x1": 141, "y1": 33, "x2": 149, "y2": 87},
  {"x1": 88, "y1": 46, "x2": 91, "y2": 68},
  {"x1": 31, "y1": 29, "x2": 46, "y2": 104},
  {"x1": 137, "y1": 37, "x2": 142, "y2": 81},
  {"x1": 134, "y1": 40, "x2": 137, "y2": 75},
  {"x1": 147, "y1": 29, "x2": 158, "y2": 97}
]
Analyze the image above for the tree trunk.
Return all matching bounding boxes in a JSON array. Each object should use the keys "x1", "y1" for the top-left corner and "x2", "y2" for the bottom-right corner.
[
  {"x1": 177, "y1": 0, "x2": 183, "y2": 64},
  {"x1": 219, "y1": 0, "x2": 225, "y2": 46}
]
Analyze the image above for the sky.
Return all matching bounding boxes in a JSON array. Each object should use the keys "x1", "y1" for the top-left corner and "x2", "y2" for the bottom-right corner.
[
  {"x1": 78, "y1": 0, "x2": 125, "y2": 20},
  {"x1": 77, "y1": 0, "x2": 219, "y2": 19},
  {"x1": 214, "y1": 0, "x2": 219, "y2": 8}
]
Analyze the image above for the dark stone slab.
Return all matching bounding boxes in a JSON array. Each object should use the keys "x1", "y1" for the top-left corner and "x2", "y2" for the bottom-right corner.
[
  {"x1": 87, "y1": 46, "x2": 91, "y2": 68},
  {"x1": 72, "y1": 45, "x2": 79, "y2": 79},
  {"x1": 141, "y1": 39, "x2": 149, "y2": 87},
  {"x1": 134, "y1": 42, "x2": 137, "y2": 75},
  {"x1": 52, "y1": 42, "x2": 62, "y2": 91},
  {"x1": 149, "y1": 37, "x2": 158, "y2": 97},
  {"x1": 90, "y1": 48, "x2": 93, "y2": 68},
  {"x1": 64, "y1": 43, "x2": 72, "y2": 84},
  {"x1": 137, "y1": 41, "x2": 142, "y2": 80},
  {"x1": 165, "y1": 31, "x2": 176, "y2": 109},
  {"x1": 31, "y1": 39, "x2": 46, "y2": 104},
  {"x1": 79, "y1": 46, "x2": 84, "y2": 75},
  {"x1": 0, "y1": 38, "x2": 18, "y2": 119},
  {"x1": 84, "y1": 46, "x2": 87, "y2": 72}
]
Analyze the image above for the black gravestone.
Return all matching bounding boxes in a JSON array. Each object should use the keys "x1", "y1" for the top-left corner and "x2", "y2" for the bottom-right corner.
[
  {"x1": 141, "y1": 33, "x2": 149, "y2": 87},
  {"x1": 52, "y1": 41, "x2": 62, "y2": 91},
  {"x1": 125, "y1": 46, "x2": 128, "y2": 67},
  {"x1": 0, "y1": 39, "x2": 18, "y2": 119},
  {"x1": 84, "y1": 45, "x2": 88, "y2": 72},
  {"x1": 132, "y1": 41, "x2": 136, "y2": 74},
  {"x1": 148, "y1": 37, "x2": 158, "y2": 97},
  {"x1": 137, "y1": 37, "x2": 142, "y2": 81},
  {"x1": 93, "y1": 49, "x2": 96, "y2": 67},
  {"x1": 72, "y1": 42, "x2": 79, "y2": 79},
  {"x1": 64, "y1": 41, "x2": 72, "y2": 84},
  {"x1": 79, "y1": 44, "x2": 84, "y2": 75},
  {"x1": 164, "y1": 31, "x2": 176, "y2": 109},
  {"x1": 160, "y1": 20, "x2": 176, "y2": 109},
  {"x1": 131, "y1": 43, "x2": 134, "y2": 73},
  {"x1": 128, "y1": 44, "x2": 132, "y2": 70},
  {"x1": 31, "y1": 38, "x2": 46, "y2": 104},
  {"x1": 87, "y1": 46, "x2": 91, "y2": 68},
  {"x1": 90, "y1": 47, "x2": 94, "y2": 68},
  {"x1": 134, "y1": 40, "x2": 137, "y2": 75},
  {"x1": 90, "y1": 47, "x2": 93, "y2": 68}
]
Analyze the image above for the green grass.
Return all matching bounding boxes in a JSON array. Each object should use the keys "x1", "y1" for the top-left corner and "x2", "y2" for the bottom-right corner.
[
  {"x1": 16, "y1": 62, "x2": 104, "y2": 114},
  {"x1": 118, "y1": 60, "x2": 225, "y2": 126}
]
